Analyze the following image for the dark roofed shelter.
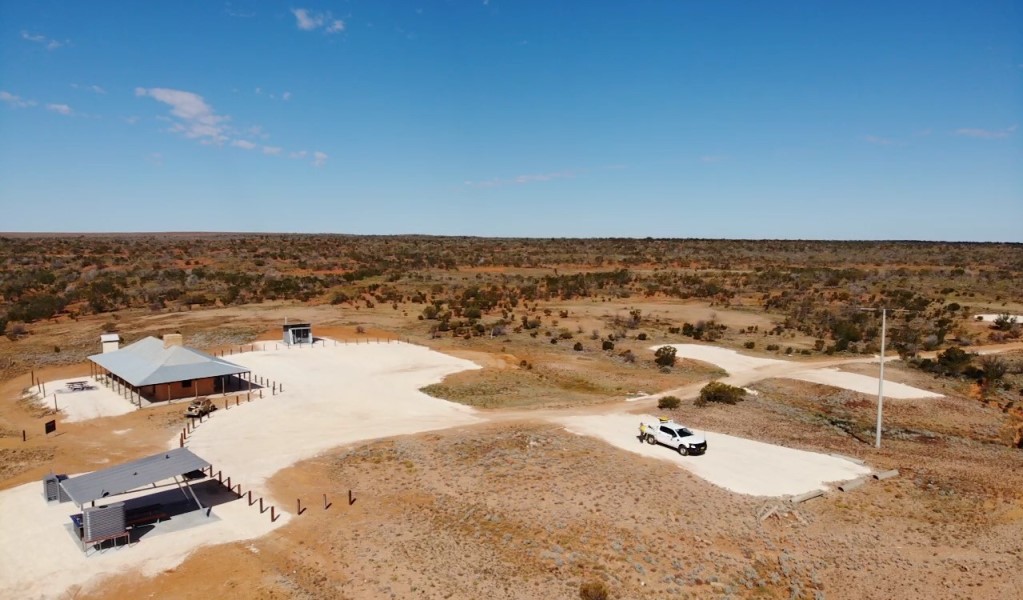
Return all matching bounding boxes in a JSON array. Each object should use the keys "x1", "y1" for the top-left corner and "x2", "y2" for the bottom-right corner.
[
  {"x1": 60, "y1": 448, "x2": 211, "y2": 510},
  {"x1": 89, "y1": 334, "x2": 252, "y2": 403}
]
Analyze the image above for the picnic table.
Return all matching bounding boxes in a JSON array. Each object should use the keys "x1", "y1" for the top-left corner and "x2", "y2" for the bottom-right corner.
[{"x1": 66, "y1": 381, "x2": 91, "y2": 392}]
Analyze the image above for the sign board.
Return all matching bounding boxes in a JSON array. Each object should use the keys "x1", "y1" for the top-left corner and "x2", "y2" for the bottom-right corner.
[{"x1": 44, "y1": 420, "x2": 56, "y2": 435}]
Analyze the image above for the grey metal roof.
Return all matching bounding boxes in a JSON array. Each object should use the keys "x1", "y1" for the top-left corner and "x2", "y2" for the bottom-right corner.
[
  {"x1": 88, "y1": 336, "x2": 248, "y2": 386},
  {"x1": 59, "y1": 448, "x2": 210, "y2": 506}
]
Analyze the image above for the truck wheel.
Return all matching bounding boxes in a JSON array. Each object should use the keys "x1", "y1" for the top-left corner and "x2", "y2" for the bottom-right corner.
[
  {"x1": 677, "y1": 445, "x2": 689, "y2": 456},
  {"x1": 645, "y1": 434, "x2": 656, "y2": 445}
]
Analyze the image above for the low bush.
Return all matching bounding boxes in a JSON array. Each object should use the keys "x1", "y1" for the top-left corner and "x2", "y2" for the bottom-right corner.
[
  {"x1": 657, "y1": 395, "x2": 681, "y2": 409},
  {"x1": 696, "y1": 381, "x2": 745, "y2": 407},
  {"x1": 579, "y1": 580, "x2": 611, "y2": 600}
]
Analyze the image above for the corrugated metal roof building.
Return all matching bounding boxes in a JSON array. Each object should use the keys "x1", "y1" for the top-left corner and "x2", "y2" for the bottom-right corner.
[
  {"x1": 60, "y1": 448, "x2": 211, "y2": 508},
  {"x1": 89, "y1": 335, "x2": 252, "y2": 402}
]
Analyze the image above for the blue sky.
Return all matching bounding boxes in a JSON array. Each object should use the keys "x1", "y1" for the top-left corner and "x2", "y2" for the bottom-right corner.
[{"x1": 1, "y1": 1, "x2": 1020, "y2": 240}]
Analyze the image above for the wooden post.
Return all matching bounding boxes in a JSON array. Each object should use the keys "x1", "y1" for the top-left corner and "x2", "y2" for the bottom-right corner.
[
  {"x1": 270, "y1": 506, "x2": 276, "y2": 522},
  {"x1": 179, "y1": 434, "x2": 183, "y2": 448},
  {"x1": 217, "y1": 470, "x2": 222, "y2": 483},
  {"x1": 22, "y1": 430, "x2": 26, "y2": 442},
  {"x1": 259, "y1": 497, "x2": 264, "y2": 512},
  {"x1": 248, "y1": 490, "x2": 253, "y2": 505},
  {"x1": 225, "y1": 476, "x2": 231, "y2": 489},
  {"x1": 297, "y1": 498, "x2": 302, "y2": 514},
  {"x1": 348, "y1": 490, "x2": 355, "y2": 506},
  {"x1": 323, "y1": 493, "x2": 329, "y2": 509},
  {"x1": 53, "y1": 394, "x2": 57, "y2": 411}
]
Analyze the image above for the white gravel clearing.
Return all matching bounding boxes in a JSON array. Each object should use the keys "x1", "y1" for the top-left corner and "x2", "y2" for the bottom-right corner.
[
  {"x1": 973, "y1": 313, "x2": 1022, "y2": 323},
  {"x1": 30, "y1": 378, "x2": 136, "y2": 422},
  {"x1": 787, "y1": 368, "x2": 942, "y2": 399},
  {"x1": 558, "y1": 413, "x2": 871, "y2": 497},
  {"x1": 0, "y1": 340, "x2": 482, "y2": 599},
  {"x1": 652, "y1": 344, "x2": 941, "y2": 399}
]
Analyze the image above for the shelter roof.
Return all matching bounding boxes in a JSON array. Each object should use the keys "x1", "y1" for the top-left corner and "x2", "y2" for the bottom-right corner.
[
  {"x1": 59, "y1": 448, "x2": 210, "y2": 506},
  {"x1": 89, "y1": 336, "x2": 247, "y2": 386}
]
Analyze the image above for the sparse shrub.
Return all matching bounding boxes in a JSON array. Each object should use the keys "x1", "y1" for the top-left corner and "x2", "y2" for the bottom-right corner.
[
  {"x1": 620, "y1": 349, "x2": 636, "y2": 363},
  {"x1": 658, "y1": 395, "x2": 681, "y2": 410},
  {"x1": 766, "y1": 344, "x2": 780, "y2": 352},
  {"x1": 637, "y1": 332, "x2": 648, "y2": 341},
  {"x1": 696, "y1": 381, "x2": 745, "y2": 406},
  {"x1": 579, "y1": 580, "x2": 611, "y2": 600},
  {"x1": 550, "y1": 338, "x2": 558, "y2": 344},
  {"x1": 355, "y1": 325, "x2": 366, "y2": 334},
  {"x1": 573, "y1": 342, "x2": 583, "y2": 351},
  {"x1": 602, "y1": 340, "x2": 615, "y2": 351},
  {"x1": 743, "y1": 341, "x2": 755, "y2": 349},
  {"x1": 654, "y1": 345, "x2": 677, "y2": 367}
]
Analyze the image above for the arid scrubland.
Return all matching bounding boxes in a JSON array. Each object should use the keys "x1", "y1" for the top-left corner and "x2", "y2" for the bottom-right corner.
[{"x1": 1, "y1": 235, "x2": 1022, "y2": 599}]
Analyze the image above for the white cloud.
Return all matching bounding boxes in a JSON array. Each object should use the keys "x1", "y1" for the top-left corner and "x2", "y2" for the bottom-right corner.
[
  {"x1": 231, "y1": 139, "x2": 257, "y2": 150},
  {"x1": 71, "y1": 83, "x2": 106, "y2": 94},
  {"x1": 465, "y1": 170, "x2": 575, "y2": 188},
  {"x1": 291, "y1": 8, "x2": 345, "y2": 34},
  {"x1": 954, "y1": 125, "x2": 1017, "y2": 139},
  {"x1": 123, "y1": 115, "x2": 140, "y2": 125},
  {"x1": 862, "y1": 135, "x2": 898, "y2": 146},
  {"x1": 46, "y1": 103, "x2": 72, "y2": 115},
  {"x1": 0, "y1": 91, "x2": 37, "y2": 108},
  {"x1": 135, "y1": 87, "x2": 230, "y2": 144},
  {"x1": 313, "y1": 151, "x2": 328, "y2": 167},
  {"x1": 289, "y1": 150, "x2": 308, "y2": 159},
  {"x1": 262, "y1": 145, "x2": 283, "y2": 155},
  {"x1": 282, "y1": 91, "x2": 292, "y2": 101},
  {"x1": 21, "y1": 30, "x2": 65, "y2": 50}
]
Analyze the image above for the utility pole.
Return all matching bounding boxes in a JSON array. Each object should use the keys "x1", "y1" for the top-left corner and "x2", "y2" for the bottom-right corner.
[
  {"x1": 875, "y1": 308, "x2": 887, "y2": 449},
  {"x1": 858, "y1": 307, "x2": 910, "y2": 448}
]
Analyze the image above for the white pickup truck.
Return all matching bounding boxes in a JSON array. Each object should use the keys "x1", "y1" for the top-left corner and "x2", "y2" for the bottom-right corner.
[{"x1": 640, "y1": 418, "x2": 708, "y2": 456}]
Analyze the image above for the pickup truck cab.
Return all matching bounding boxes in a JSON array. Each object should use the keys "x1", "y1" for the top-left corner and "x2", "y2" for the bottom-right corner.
[{"x1": 640, "y1": 418, "x2": 707, "y2": 456}]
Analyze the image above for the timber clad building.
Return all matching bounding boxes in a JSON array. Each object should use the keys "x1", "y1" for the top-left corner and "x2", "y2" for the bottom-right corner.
[{"x1": 89, "y1": 334, "x2": 251, "y2": 402}]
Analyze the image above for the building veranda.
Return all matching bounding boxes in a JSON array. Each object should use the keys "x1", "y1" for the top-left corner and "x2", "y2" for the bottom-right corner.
[{"x1": 88, "y1": 334, "x2": 254, "y2": 404}]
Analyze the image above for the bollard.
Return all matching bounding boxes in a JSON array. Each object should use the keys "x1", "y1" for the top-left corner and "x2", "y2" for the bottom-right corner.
[
  {"x1": 791, "y1": 489, "x2": 825, "y2": 504},
  {"x1": 838, "y1": 478, "x2": 867, "y2": 492}
]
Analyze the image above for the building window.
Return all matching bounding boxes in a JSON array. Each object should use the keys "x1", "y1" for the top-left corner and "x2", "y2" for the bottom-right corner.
[{"x1": 182, "y1": 379, "x2": 193, "y2": 388}]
